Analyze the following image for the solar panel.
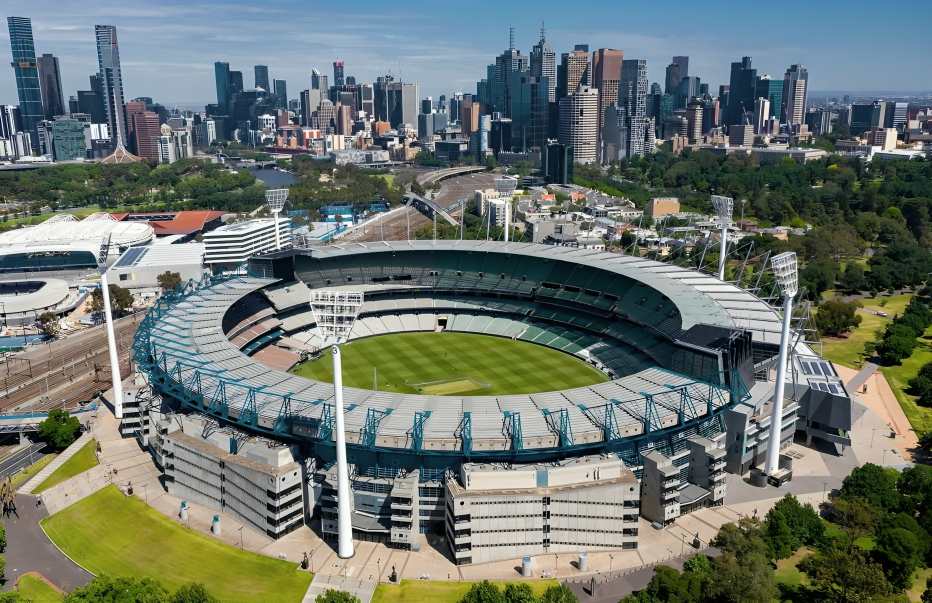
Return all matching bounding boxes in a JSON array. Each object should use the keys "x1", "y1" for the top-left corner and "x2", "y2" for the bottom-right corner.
[{"x1": 114, "y1": 246, "x2": 147, "y2": 267}]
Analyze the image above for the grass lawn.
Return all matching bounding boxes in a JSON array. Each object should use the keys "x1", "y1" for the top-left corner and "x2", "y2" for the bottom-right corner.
[
  {"x1": 10, "y1": 453, "x2": 56, "y2": 490},
  {"x1": 377, "y1": 173, "x2": 395, "y2": 187},
  {"x1": 908, "y1": 567, "x2": 932, "y2": 603},
  {"x1": 880, "y1": 326, "x2": 932, "y2": 435},
  {"x1": 821, "y1": 294, "x2": 911, "y2": 368},
  {"x1": 33, "y1": 439, "x2": 99, "y2": 494},
  {"x1": 16, "y1": 574, "x2": 63, "y2": 603},
  {"x1": 372, "y1": 579, "x2": 559, "y2": 603},
  {"x1": 291, "y1": 332, "x2": 607, "y2": 396},
  {"x1": 41, "y1": 486, "x2": 311, "y2": 602},
  {"x1": 774, "y1": 547, "x2": 812, "y2": 588}
]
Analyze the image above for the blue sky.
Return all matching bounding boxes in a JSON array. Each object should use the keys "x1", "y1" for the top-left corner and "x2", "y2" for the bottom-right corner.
[{"x1": 3, "y1": 0, "x2": 930, "y2": 108}]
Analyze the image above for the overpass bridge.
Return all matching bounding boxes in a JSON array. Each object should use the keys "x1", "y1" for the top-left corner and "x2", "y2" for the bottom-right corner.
[
  {"x1": 404, "y1": 193, "x2": 459, "y2": 226},
  {"x1": 416, "y1": 165, "x2": 487, "y2": 186},
  {"x1": 0, "y1": 403, "x2": 99, "y2": 435}
]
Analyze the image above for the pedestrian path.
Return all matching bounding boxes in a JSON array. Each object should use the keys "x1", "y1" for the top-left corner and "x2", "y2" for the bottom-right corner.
[
  {"x1": 18, "y1": 431, "x2": 93, "y2": 495},
  {"x1": 303, "y1": 574, "x2": 377, "y2": 603}
]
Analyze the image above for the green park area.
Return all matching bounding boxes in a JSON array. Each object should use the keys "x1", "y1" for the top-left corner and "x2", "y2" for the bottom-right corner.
[
  {"x1": 33, "y1": 439, "x2": 98, "y2": 494},
  {"x1": 41, "y1": 486, "x2": 312, "y2": 602},
  {"x1": 372, "y1": 579, "x2": 559, "y2": 603},
  {"x1": 9, "y1": 454, "x2": 56, "y2": 490},
  {"x1": 15, "y1": 574, "x2": 64, "y2": 603},
  {"x1": 820, "y1": 293, "x2": 932, "y2": 435},
  {"x1": 292, "y1": 331, "x2": 607, "y2": 396}
]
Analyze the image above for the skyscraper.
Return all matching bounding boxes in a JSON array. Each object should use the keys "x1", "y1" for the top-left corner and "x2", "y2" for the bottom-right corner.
[
  {"x1": 7, "y1": 17, "x2": 43, "y2": 152},
  {"x1": 664, "y1": 56, "x2": 689, "y2": 95},
  {"x1": 387, "y1": 82, "x2": 418, "y2": 129},
  {"x1": 333, "y1": 61, "x2": 345, "y2": 88},
  {"x1": 311, "y1": 69, "x2": 328, "y2": 93},
  {"x1": 491, "y1": 29, "x2": 529, "y2": 117},
  {"x1": 530, "y1": 25, "x2": 556, "y2": 102},
  {"x1": 725, "y1": 57, "x2": 757, "y2": 126},
  {"x1": 96, "y1": 24, "x2": 128, "y2": 149},
  {"x1": 781, "y1": 64, "x2": 808, "y2": 126},
  {"x1": 754, "y1": 75, "x2": 783, "y2": 121},
  {"x1": 273, "y1": 79, "x2": 287, "y2": 109},
  {"x1": 229, "y1": 70, "x2": 244, "y2": 95},
  {"x1": 254, "y1": 65, "x2": 270, "y2": 91},
  {"x1": 558, "y1": 86, "x2": 598, "y2": 164},
  {"x1": 37, "y1": 54, "x2": 65, "y2": 118},
  {"x1": 214, "y1": 62, "x2": 231, "y2": 111},
  {"x1": 592, "y1": 48, "x2": 624, "y2": 151},
  {"x1": 557, "y1": 45, "x2": 590, "y2": 99},
  {"x1": 604, "y1": 59, "x2": 650, "y2": 162},
  {"x1": 686, "y1": 100, "x2": 703, "y2": 143}
]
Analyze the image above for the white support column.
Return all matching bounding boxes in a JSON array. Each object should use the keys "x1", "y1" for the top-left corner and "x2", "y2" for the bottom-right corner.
[
  {"x1": 100, "y1": 272, "x2": 124, "y2": 419},
  {"x1": 332, "y1": 344, "x2": 354, "y2": 558},
  {"x1": 718, "y1": 221, "x2": 728, "y2": 281},
  {"x1": 272, "y1": 210, "x2": 282, "y2": 251},
  {"x1": 765, "y1": 293, "x2": 794, "y2": 475}
]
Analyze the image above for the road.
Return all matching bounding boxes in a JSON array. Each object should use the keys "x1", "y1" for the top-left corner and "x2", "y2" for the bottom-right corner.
[
  {"x1": 0, "y1": 442, "x2": 46, "y2": 480},
  {"x1": 0, "y1": 314, "x2": 139, "y2": 412},
  {"x1": 344, "y1": 170, "x2": 498, "y2": 242}
]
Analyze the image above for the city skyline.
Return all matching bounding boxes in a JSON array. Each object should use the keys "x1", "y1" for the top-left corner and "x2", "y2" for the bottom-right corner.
[{"x1": 2, "y1": 0, "x2": 931, "y2": 108}]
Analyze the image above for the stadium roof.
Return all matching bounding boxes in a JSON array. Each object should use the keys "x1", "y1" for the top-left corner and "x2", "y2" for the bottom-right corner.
[
  {"x1": 0, "y1": 278, "x2": 70, "y2": 314},
  {"x1": 109, "y1": 211, "x2": 227, "y2": 236},
  {"x1": 0, "y1": 214, "x2": 154, "y2": 250},
  {"x1": 311, "y1": 240, "x2": 785, "y2": 346}
]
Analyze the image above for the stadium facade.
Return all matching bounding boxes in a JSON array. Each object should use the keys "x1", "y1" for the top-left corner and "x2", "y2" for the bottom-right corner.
[{"x1": 128, "y1": 241, "x2": 852, "y2": 563}]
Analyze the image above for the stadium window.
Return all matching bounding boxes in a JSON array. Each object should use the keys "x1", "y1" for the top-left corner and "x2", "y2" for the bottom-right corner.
[{"x1": 346, "y1": 276, "x2": 353, "y2": 282}]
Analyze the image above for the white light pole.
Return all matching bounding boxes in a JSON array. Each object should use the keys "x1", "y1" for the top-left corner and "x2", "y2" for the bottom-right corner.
[
  {"x1": 765, "y1": 251, "x2": 798, "y2": 476},
  {"x1": 711, "y1": 195, "x2": 733, "y2": 281},
  {"x1": 100, "y1": 271, "x2": 124, "y2": 419},
  {"x1": 310, "y1": 290, "x2": 364, "y2": 559},
  {"x1": 265, "y1": 188, "x2": 289, "y2": 251}
]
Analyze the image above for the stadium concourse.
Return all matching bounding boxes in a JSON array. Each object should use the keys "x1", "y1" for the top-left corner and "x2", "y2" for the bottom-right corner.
[{"x1": 127, "y1": 241, "x2": 854, "y2": 567}]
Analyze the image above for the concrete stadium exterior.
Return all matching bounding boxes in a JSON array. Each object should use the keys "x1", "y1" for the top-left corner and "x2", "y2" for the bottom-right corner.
[{"x1": 129, "y1": 241, "x2": 852, "y2": 564}]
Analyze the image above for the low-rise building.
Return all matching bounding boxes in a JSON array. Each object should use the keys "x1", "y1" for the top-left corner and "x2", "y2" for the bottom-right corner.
[{"x1": 203, "y1": 219, "x2": 291, "y2": 268}]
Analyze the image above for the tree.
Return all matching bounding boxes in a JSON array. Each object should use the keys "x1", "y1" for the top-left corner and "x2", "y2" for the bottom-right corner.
[
  {"x1": 90, "y1": 282, "x2": 134, "y2": 316},
  {"x1": 816, "y1": 299, "x2": 862, "y2": 337},
  {"x1": 839, "y1": 263, "x2": 867, "y2": 292},
  {"x1": 839, "y1": 463, "x2": 901, "y2": 511},
  {"x1": 762, "y1": 494, "x2": 825, "y2": 558},
  {"x1": 707, "y1": 519, "x2": 777, "y2": 603},
  {"x1": 37, "y1": 409, "x2": 81, "y2": 450},
  {"x1": 314, "y1": 590, "x2": 360, "y2": 603},
  {"x1": 157, "y1": 271, "x2": 183, "y2": 293},
  {"x1": 538, "y1": 584, "x2": 578, "y2": 603},
  {"x1": 873, "y1": 526, "x2": 924, "y2": 590},
  {"x1": 461, "y1": 581, "x2": 506, "y2": 603},
  {"x1": 171, "y1": 583, "x2": 218, "y2": 603},
  {"x1": 0, "y1": 524, "x2": 6, "y2": 552},
  {"x1": 65, "y1": 576, "x2": 168, "y2": 603},
  {"x1": 800, "y1": 545, "x2": 892, "y2": 603},
  {"x1": 502, "y1": 583, "x2": 535, "y2": 603},
  {"x1": 37, "y1": 311, "x2": 60, "y2": 339}
]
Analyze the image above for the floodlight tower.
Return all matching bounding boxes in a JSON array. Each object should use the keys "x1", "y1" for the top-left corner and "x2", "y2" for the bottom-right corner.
[
  {"x1": 765, "y1": 251, "x2": 798, "y2": 476},
  {"x1": 100, "y1": 271, "x2": 124, "y2": 419},
  {"x1": 711, "y1": 195, "x2": 733, "y2": 281},
  {"x1": 265, "y1": 188, "x2": 289, "y2": 251},
  {"x1": 310, "y1": 290, "x2": 364, "y2": 559}
]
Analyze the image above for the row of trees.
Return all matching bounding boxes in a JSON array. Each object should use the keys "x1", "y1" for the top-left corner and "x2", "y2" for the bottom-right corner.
[
  {"x1": 458, "y1": 581, "x2": 577, "y2": 603},
  {"x1": 872, "y1": 295, "x2": 932, "y2": 364},
  {"x1": 910, "y1": 361, "x2": 932, "y2": 408},
  {"x1": 625, "y1": 462, "x2": 932, "y2": 602}
]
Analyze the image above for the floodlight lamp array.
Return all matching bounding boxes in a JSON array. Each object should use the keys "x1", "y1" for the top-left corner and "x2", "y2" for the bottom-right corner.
[
  {"x1": 770, "y1": 251, "x2": 799, "y2": 297},
  {"x1": 711, "y1": 195, "x2": 734, "y2": 220},
  {"x1": 264, "y1": 188, "x2": 289, "y2": 212}
]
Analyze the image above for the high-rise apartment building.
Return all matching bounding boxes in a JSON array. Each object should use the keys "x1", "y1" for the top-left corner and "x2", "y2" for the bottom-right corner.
[
  {"x1": 664, "y1": 56, "x2": 689, "y2": 95},
  {"x1": 95, "y1": 24, "x2": 128, "y2": 149},
  {"x1": 725, "y1": 57, "x2": 756, "y2": 126},
  {"x1": 558, "y1": 86, "x2": 598, "y2": 164},
  {"x1": 557, "y1": 45, "x2": 590, "y2": 99},
  {"x1": 617, "y1": 59, "x2": 650, "y2": 159},
  {"x1": 781, "y1": 64, "x2": 808, "y2": 126},
  {"x1": 50, "y1": 117, "x2": 87, "y2": 161},
  {"x1": 753, "y1": 97, "x2": 770, "y2": 134},
  {"x1": 254, "y1": 65, "x2": 269, "y2": 91},
  {"x1": 686, "y1": 100, "x2": 703, "y2": 143},
  {"x1": 530, "y1": 27, "x2": 556, "y2": 103},
  {"x1": 332, "y1": 61, "x2": 345, "y2": 88},
  {"x1": 37, "y1": 54, "x2": 65, "y2": 119},
  {"x1": 7, "y1": 17, "x2": 43, "y2": 152},
  {"x1": 592, "y1": 48, "x2": 624, "y2": 150},
  {"x1": 131, "y1": 110, "x2": 161, "y2": 163}
]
